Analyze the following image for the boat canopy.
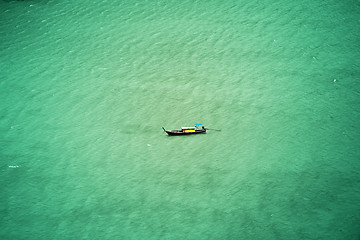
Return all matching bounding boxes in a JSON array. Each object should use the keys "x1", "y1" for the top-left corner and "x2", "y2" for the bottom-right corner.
[
  {"x1": 181, "y1": 127, "x2": 196, "y2": 130},
  {"x1": 195, "y1": 123, "x2": 202, "y2": 125}
]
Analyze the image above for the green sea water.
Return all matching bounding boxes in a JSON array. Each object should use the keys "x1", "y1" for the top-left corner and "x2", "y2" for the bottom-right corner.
[{"x1": 1, "y1": 0, "x2": 359, "y2": 239}]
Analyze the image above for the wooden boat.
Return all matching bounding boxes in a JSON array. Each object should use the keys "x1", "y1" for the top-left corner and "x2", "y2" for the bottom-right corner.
[{"x1": 162, "y1": 124, "x2": 206, "y2": 136}]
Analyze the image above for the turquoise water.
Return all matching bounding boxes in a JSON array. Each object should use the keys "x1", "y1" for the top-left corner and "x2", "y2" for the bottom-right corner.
[{"x1": 1, "y1": 0, "x2": 359, "y2": 239}]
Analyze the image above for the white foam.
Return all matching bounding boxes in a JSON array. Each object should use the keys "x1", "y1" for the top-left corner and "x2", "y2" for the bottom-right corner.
[{"x1": 8, "y1": 165, "x2": 20, "y2": 168}]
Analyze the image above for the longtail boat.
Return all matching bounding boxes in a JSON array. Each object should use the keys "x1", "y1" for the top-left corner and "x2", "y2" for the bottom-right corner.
[{"x1": 162, "y1": 123, "x2": 206, "y2": 136}]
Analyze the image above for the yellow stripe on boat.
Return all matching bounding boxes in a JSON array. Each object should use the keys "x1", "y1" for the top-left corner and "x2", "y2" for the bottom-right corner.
[{"x1": 183, "y1": 129, "x2": 195, "y2": 133}]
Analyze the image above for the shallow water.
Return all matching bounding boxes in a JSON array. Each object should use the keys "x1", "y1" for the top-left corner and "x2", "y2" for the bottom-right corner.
[{"x1": 1, "y1": 0, "x2": 360, "y2": 239}]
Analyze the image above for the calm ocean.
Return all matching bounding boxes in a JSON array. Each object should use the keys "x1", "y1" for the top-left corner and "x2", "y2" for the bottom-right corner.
[{"x1": 1, "y1": 0, "x2": 359, "y2": 239}]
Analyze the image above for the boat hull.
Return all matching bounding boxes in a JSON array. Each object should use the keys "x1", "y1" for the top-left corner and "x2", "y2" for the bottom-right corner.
[{"x1": 165, "y1": 129, "x2": 206, "y2": 136}]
